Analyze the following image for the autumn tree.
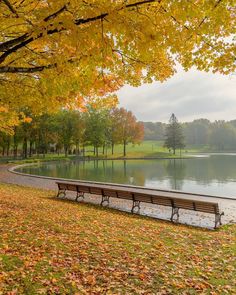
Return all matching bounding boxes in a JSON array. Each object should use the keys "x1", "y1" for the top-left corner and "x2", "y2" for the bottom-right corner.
[
  {"x1": 114, "y1": 108, "x2": 144, "y2": 157},
  {"x1": 0, "y1": 0, "x2": 235, "y2": 130},
  {"x1": 164, "y1": 114, "x2": 185, "y2": 155}
]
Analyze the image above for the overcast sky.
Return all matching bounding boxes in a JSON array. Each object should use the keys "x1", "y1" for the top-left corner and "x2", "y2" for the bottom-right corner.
[{"x1": 117, "y1": 67, "x2": 236, "y2": 123}]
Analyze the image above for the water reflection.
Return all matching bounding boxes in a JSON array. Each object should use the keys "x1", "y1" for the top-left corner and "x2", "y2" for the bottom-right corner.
[
  {"x1": 166, "y1": 159, "x2": 186, "y2": 190},
  {"x1": 17, "y1": 154, "x2": 236, "y2": 198}
]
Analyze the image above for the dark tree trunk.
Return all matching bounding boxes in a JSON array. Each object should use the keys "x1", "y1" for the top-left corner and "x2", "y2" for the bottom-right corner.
[
  {"x1": 29, "y1": 141, "x2": 33, "y2": 157},
  {"x1": 83, "y1": 145, "x2": 85, "y2": 157},
  {"x1": 13, "y1": 145, "x2": 18, "y2": 158},
  {"x1": 111, "y1": 143, "x2": 114, "y2": 155},
  {"x1": 23, "y1": 137, "x2": 27, "y2": 158},
  {"x1": 96, "y1": 146, "x2": 98, "y2": 158},
  {"x1": 6, "y1": 139, "x2": 10, "y2": 156},
  {"x1": 123, "y1": 141, "x2": 126, "y2": 157},
  {"x1": 76, "y1": 143, "x2": 80, "y2": 155},
  {"x1": 102, "y1": 144, "x2": 105, "y2": 155},
  {"x1": 65, "y1": 146, "x2": 68, "y2": 157}
]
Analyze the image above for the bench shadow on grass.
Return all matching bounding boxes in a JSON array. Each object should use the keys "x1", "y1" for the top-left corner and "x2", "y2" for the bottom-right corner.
[{"x1": 45, "y1": 194, "x2": 215, "y2": 232}]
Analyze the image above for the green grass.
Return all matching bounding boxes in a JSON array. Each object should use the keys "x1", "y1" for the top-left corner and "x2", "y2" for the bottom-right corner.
[
  {"x1": 7, "y1": 154, "x2": 77, "y2": 164},
  {"x1": 2, "y1": 140, "x2": 209, "y2": 165},
  {"x1": 0, "y1": 183, "x2": 235, "y2": 294},
  {"x1": 84, "y1": 140, "x2": 198, "y2": 159}
]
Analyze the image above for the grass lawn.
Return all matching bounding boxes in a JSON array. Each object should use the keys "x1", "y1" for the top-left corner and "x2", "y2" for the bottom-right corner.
[
  {"x1": 0, "y1": 184, "x2": 235, "y2": 294},
  {"x1": 3, "y1": 141, "x2": 210, "y2": 164},
  {"x1": 85, "y1": 141, "x2": 186, "y2": 158}
]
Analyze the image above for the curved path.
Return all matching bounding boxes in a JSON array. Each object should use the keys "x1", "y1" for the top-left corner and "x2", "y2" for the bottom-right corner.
[
  {"x1": 1, "y1": 163, "x2": 236, "y2": 228},
  {"x1": 0, "y1": 164, "x2": 57, "y2": 190}
]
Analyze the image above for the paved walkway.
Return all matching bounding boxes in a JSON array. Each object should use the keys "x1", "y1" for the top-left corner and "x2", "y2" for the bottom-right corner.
[
  {"x1": 1, "y1": 163, "x2": 236, "y2": 229},
  {"x1": 0, "y1": 164, "x2": 57, "y2": 190}
]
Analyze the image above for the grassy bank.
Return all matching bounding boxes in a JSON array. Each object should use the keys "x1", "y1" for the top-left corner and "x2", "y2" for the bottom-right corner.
[
  {"x1": 0, "y1": 184, "x2": 235, "y2": 294},
  {"x1": 85, "y1": 140, "x2": 195, "y2": 159},
  {"x1": 2, "y1": 141, "x2": 204, "y2": 165}
]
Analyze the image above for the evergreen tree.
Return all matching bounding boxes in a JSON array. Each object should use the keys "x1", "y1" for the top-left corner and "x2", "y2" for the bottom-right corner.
[{"x1": 164, "y1": 114, "x2": 185, "y2": 155}]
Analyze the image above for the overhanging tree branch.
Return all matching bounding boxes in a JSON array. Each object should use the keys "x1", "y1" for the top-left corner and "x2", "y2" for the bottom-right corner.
[
  {"x1": 2, "y1": 0, "x2": 19, "y2": 16},
  {"x1": 0, "y1": 64, "x2": 55, "y2": 73},
  {"x1": 0, "y1": 57, "x2": 77, "y2": 73},
  {"x1": 0, "y1": 0, "x2": 158, "y2": 61}
]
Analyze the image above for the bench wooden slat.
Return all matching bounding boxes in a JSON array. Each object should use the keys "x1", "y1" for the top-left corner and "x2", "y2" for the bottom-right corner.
[
  {"x1": 58, "y1": 183, "x2": 67, "y2": 190},
  {"x1": 133, "y1": 193, "x2": 152, "y2": 203},
  {"x1": 103, "y1": 189, "x2": 118, "y2": 198},
  {"x1": 173, "y1": 200, "x2": 195, "y2": 210},
  {"x1": 67, "y1": 184, "x2": 77, "y2": 191},
  {"x1": 152, "y1": 197, "x2": 172, "y2": 206},
  {"x1": 116, "y1": 191, "x2": 133, "y2": 200},
  {"x1": 89, "y1": 187, "x2": 103, "y2": 195},
  {"x1": 77, "y1": 185, "x2": 90, "y2": 193}
]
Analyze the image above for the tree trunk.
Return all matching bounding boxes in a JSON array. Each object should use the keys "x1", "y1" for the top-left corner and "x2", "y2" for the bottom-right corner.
[
  {"x1": 102, "y1": 144, "x2": 105, "y2": 155},
  {"x1": 111, "y1": 143, "x2": 114, "y2": 155},
  {"x1": 13, "y1": 145, "x2": 18, "y2": 158},
  {"x1": 13, "y1": 129, "x2": 18, "y2": 158},
  {"x1": 65, "y1": 146, "x2": 68, "y2": 157},
  {"x1": 6, "y1": 139, "x2": 10, "y2": 156},
  {"x1": 83, "y1": 145, "x2": 85, "y2": 157},
  {"x1": 76, "y1": 143, "x2": 80, "y2": 155},
  {"x1": 123, "y1": 141, "x2": 126, "y2": 157},
  {"x1": 96, "y1": 146, "x2": 98, "y2": 158},
  {"x1": 23, "y1": 137, "x2": 27, "y2": 158},
  {"x1": 29, "y1": 141, "x2": 33, "y2": 157}
]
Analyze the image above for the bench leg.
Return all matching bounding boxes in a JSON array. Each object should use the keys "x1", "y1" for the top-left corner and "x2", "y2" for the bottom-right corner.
[
  {"x1": 131, "y1": 200, "x2": 141, "y2": 214},
  {"x1": 171, "y1": 207, "x2": 179, "y2": 222},
  {"x1": 101, "y1": 195, "x2": 110, "y2": 207},
  {"x1": 56, "y1": 189, "x2": 66, "y2": 198},
  {"x1": 75, "y1": 192, "x2": 84, "y2": 202},
  {"x1": 214, "y1": 212, "x2": 224, "y2": 229}
]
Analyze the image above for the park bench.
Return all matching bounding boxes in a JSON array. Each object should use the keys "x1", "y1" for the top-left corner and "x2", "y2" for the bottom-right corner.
[{"x1": 56, "y1": 181, "x2": 224, "y2": 229}]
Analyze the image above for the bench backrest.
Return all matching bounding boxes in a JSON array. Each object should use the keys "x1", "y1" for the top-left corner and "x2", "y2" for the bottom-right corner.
[{"x1": 56, "y1": 182, "x2": 219, "y2": 214}]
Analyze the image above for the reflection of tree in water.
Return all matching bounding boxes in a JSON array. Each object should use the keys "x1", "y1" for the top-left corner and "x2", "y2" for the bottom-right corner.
[
  {"x1": 183, "y1": 156, "x2": 236, "y2": 185},
  {"x1": 73, "y1": 160, "x2": 146, "y2": 186},
  {"x1": 166, "y1": 159, "x2": 186, "y2": 190}
]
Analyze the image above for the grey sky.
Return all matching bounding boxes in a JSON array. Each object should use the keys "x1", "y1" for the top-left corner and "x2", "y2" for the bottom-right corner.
[{"x1": 117, "y1": 67, "x2": 236, "y2": 123}]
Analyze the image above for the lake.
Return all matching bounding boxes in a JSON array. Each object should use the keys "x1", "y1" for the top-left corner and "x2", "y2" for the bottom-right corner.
[{"x1": 16, "y1": 153, "x2": 236, "y2": 199}]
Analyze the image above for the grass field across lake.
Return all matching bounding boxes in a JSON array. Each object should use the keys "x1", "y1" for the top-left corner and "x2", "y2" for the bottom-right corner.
[
  {"x1": 84, "y1": 140, "x2": 203, "y2": 159},
  {"x1": 0, "y1": 184, "x2": 235, "y2": 294}
]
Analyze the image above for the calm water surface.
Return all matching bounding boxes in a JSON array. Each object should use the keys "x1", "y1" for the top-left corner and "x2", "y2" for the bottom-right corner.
[{"x1": 17, "y1": 154, "x2": 236, "y2": 199}]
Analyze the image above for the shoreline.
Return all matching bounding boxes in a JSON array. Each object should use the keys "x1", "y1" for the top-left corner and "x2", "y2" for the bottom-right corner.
[
  {"x1": 1, "y1": 163, "x2": 235, "y2": 227},
  {"x1": 8, "y1": 162, "x2": 236, "y2": 201},
  {"x1": 2, "y1": 163, "x2": 235, "y2": 228}
]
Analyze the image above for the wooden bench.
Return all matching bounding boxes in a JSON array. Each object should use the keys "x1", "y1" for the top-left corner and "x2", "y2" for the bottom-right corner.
[{"x1": 56, "y1": 181, "x2": 224, "y2": 229}]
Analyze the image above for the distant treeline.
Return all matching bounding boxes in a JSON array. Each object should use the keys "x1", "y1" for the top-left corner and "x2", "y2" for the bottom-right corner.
[{"x1": 144, "y1": 119, "x2": 236, "y2": 150}]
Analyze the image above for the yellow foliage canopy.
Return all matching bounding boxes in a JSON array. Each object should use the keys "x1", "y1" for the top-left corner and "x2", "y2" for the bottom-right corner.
[{"x1": 0, "y1": 0, "x2": 235, "y2": 125}]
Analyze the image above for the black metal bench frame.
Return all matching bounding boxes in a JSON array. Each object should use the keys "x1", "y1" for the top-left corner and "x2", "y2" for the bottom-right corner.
[{"x1": 56, "y1": 182, "x2": 224, "y2": 229}]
